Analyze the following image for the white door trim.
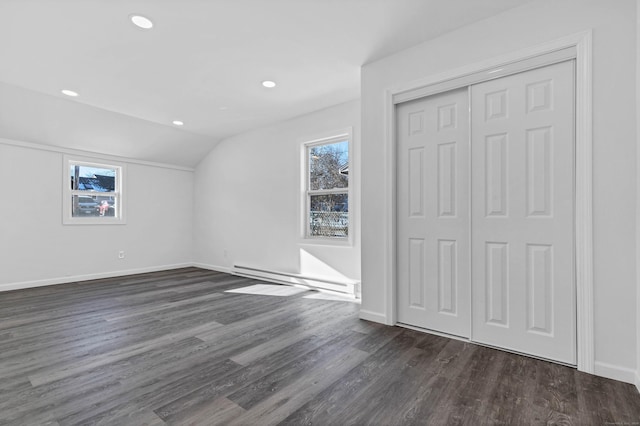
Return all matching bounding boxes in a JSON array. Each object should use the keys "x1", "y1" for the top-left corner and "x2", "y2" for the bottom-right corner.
[{"x1": 382, "y1": 31, "x2": 594, "y2": 374}]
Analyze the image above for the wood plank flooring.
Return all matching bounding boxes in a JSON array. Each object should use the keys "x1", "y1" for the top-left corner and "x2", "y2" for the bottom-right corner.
[{"x1": 1, "y1": 267, "x2": 639, "y2": 425}]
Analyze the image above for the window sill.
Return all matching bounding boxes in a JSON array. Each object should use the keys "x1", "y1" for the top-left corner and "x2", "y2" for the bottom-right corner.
[
  {"x1": 63, "y1": 217, "x2": 126, "y2": 225},
  {"x1": 299, "y1": 237, "x2": 353, "y2": 247}
]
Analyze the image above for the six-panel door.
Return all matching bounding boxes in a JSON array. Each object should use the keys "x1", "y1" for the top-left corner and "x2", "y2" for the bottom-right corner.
[
  {"x1": 396, "y1": 60, "x2": 576, "y2": 364},
  {"x1": 396, "y1": 88, "x2": 471, "y2": 338},
  {"x1": 470, "y1": 60, "x2": 576, "y2": 364}
]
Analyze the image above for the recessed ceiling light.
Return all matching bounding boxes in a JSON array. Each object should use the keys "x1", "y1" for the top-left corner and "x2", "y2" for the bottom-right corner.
[
  {"x1": 130, "y1": 14, "x2": 153, "y2": 29},
  {"x1": 262, "y1": 80, "x2": 276, "y2": 88},
  {"x1": 61, "y1": 89, "x2": 78, "y2": 97},
  {"x1": 172, "y1": 120, "x2": 184, "y2": 126}
]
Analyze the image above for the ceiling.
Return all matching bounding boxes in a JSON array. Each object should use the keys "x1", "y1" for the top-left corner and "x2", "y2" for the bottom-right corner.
[{"x1": 0, "y1": 0, "x2": 533, "y2": 167}]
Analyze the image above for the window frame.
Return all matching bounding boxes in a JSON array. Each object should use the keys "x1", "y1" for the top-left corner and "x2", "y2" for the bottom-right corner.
[
  {"x1": 62, "y1": 155, "x2": 126, "y2": 225},
  {"x1": 300, "y1": 128, "x2": 353, "y2": 245}
]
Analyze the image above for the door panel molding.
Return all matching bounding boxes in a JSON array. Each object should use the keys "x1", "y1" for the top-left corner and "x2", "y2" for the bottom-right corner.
[
  {"x1": 384, "y1": 31, "x2": 593, "y2": 373},
  {"x1": 470, "y1": 60, "x2": 576, "y2": 364},
  {"x1": 395, "y1": 88, "x2": 471, "y2": 338}
]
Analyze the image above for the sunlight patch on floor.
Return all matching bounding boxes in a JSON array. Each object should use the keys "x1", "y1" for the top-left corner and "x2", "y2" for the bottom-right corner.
[
  {"x1": 225, "y1": 284, "x2": 308, "y2": 297},
  {"x1": 303, "y1": 292, "x2": 360, "y2": 303}
]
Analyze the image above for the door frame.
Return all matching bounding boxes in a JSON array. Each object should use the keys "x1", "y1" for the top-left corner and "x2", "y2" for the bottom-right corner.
[{"x1": 383, "y1": 31, "x2": 593, "y2": 373}]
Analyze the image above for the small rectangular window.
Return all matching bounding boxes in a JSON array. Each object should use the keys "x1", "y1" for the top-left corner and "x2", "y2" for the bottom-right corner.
[
  {"x1": 63, "y1": 156, "x2": 125, "y2": 224},
  {"x1": 304, "y1": 135, "x2": 350, "y2": 239}
]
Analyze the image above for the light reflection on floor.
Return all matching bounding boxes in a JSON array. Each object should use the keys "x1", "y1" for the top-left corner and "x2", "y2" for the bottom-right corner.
[
  {"x1": 302, "y1": 292, "x2": 359, "y2": 303},
  {"x1": 225, "y1": 283, "x2": 359, "y2": 303},
  {"x1": 225, "y1": 284, "x2": 308, "y2": 297}
]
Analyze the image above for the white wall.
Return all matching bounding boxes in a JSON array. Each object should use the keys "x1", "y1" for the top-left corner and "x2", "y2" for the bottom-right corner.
[
  {"x1": 361, "y1": 0, "x2": 637, "y2": 382},
  {"x1": 193, "y1": 100, "x2": 360, "y2": 284},
  {"x1": 636, "y1": 0, "x2": 640, "y2": 393},
  {"x1": 0, "y1": 82, "x2": 216, "y2": 169},
  {"x1": 0, "y1": 139, "x2": 194, "y2": 290}
]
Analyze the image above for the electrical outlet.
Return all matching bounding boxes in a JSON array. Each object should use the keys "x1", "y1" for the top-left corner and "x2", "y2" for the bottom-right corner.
[{"x1": 118, "y1": 250, "x2": 125, "y2": 259}]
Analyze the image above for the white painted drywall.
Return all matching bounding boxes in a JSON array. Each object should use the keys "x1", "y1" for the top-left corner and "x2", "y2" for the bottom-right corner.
[
  {"x1": 361, "y1": 0, "x2": 637, "y2": 381},
  {"x1": 0, "y1": 82, "x2": 216, "y2": 168},
  {"x1": 193, "y1": 100, "x2": 361, "y2": 284},
  {"x1": 0, "y1": 139, "x2": 194, "y2": 289},
  {"x1": 636, "y1": 0, "x2": 640, "y2": 393}
]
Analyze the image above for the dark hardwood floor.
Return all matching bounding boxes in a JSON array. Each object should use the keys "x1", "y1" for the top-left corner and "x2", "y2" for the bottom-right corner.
[{"x1": 1, "y1": 268, "x2": 639, "y2": 425}]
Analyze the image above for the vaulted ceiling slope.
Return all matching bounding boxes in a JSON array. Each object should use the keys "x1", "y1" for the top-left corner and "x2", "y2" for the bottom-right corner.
[{"x1": 0, "y1": 0, "x2": 532, "y2": 168}]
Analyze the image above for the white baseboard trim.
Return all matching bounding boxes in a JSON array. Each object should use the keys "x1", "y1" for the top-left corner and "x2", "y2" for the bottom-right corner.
[
  {"x1": 0, "y1": 263, "x2": 193, "y2": 293},
  {"x1": 192, "y1": 263, "x2": 231, "y2": 274},
  {"x1": 635, "y1": 371, "x2": 640, "y2": 394},
  {"x1": 0, "y1": 262, "x2": 357, "y2": 297},
  {"x1": 594, "y1": 361, "x2": 637, "y2": 385},
  {"x1": 230, "y1": 264, "x2": 359, "y2": 296},
  {"x1": 359, "y1": 309, "x2": 390, "y2": 325}
]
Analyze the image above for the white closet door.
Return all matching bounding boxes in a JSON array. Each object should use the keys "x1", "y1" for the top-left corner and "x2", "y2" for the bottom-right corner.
[
  {"x1": 470, "y1": 60, "x2": 576, "y2": 364},
  {"x1": 396, "y1": 88, "x2": 470, "y2": 338}
]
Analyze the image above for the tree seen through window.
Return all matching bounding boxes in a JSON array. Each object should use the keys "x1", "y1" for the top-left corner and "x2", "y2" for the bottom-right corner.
[{"x1": 306, "y1": 139, "x2": 349, "y2": 238}]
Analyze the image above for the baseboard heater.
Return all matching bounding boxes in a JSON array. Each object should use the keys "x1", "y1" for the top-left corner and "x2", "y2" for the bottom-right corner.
[{"x1": 231, "y1": 264, "x2": 360, "y2": 297}]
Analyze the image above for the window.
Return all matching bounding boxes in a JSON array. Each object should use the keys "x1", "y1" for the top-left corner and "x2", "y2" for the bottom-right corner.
[
  {"x1": 63, "y1": 156, "x2": 124, "y2": 224},
  {"x1": 304, "y1": 133, "x2": 350, "y2": 240}
]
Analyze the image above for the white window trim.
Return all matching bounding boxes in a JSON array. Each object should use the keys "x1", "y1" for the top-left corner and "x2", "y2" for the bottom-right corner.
[
  {"x1": 62, "y1": 154, "x2": 126, "y2": 225},
  {"x1": 300, "y1": 128, "x2": 353, "y2": 246}
]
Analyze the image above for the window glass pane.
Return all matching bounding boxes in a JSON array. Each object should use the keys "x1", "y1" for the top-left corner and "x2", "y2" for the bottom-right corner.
[
  {"x1": 96, "y1": 197, "x2": 116, "y2": 217},
  {"x1": 71, "y1": 195, "x2": 117, "y2": 217},
  {"x1": 69, "y1": 165, "x2": 116, "y2": 192},
  {"x1": 71, "y1": 195, "x2": 99, "y2": 217},
  {"x1": 309, "y1": 193, "x2": 348, "y2": 238},
  {"x1": 309, "y1": 140, "x2": 348, "y2": 190}
]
